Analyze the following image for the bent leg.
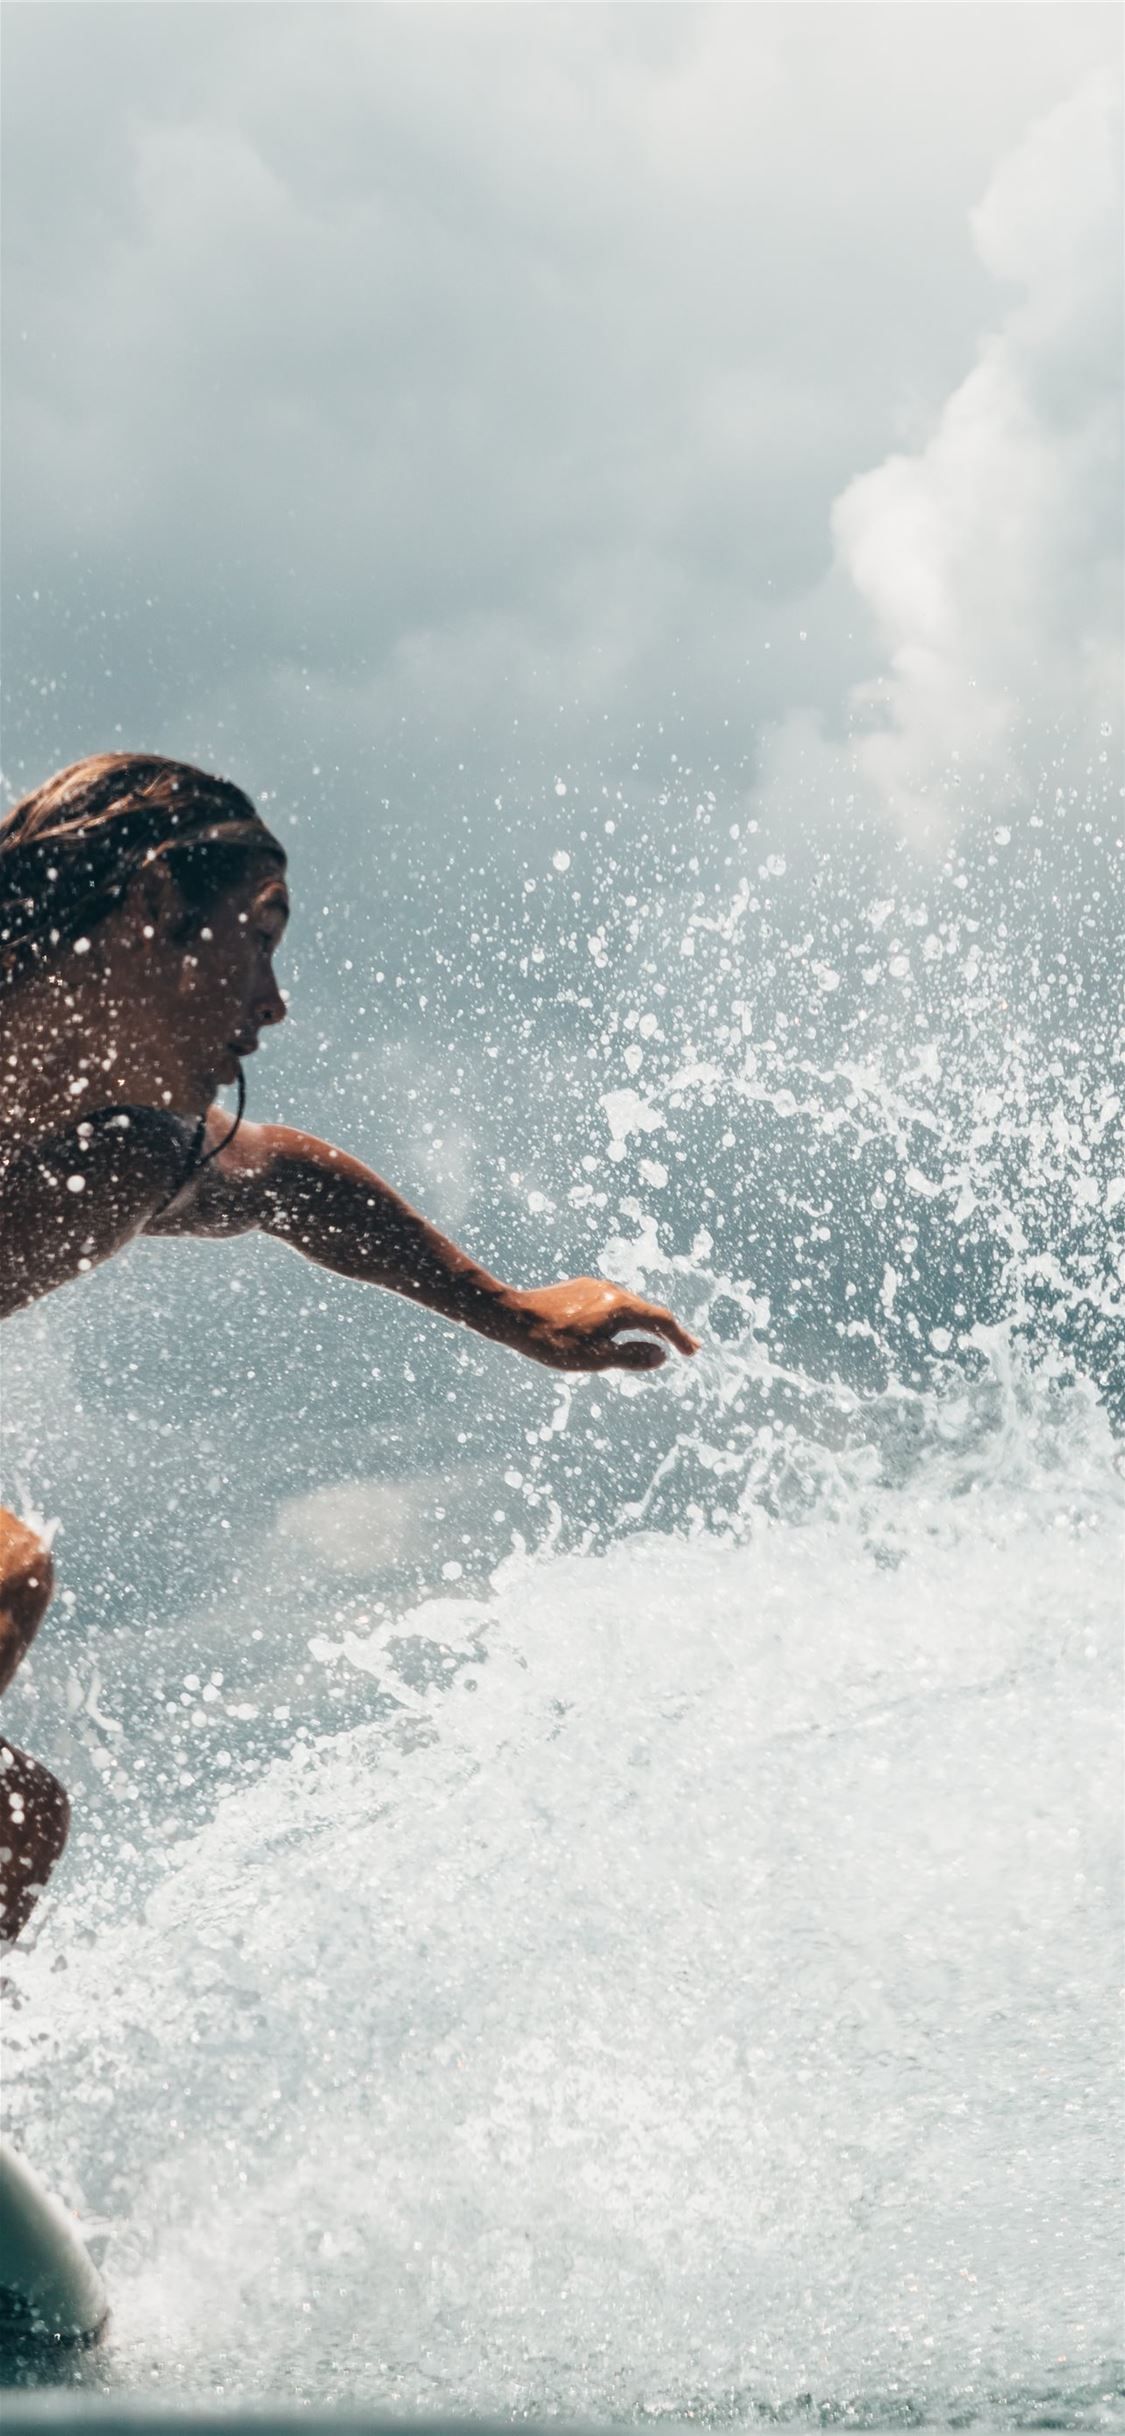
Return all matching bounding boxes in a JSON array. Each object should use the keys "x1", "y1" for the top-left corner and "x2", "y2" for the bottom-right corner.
[
  {"x1": 0, "y1": 1738, "x2": 70, "y2": 1946},
  {"x1": 0, "y1": 1510, "x2": 70, "y2": 1945},
  {"x1": 0, "y1": 1511, "x2": 54, "y2": 1698}
]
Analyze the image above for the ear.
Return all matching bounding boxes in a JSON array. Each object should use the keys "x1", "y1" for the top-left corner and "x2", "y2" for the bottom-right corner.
[{"x1": 121, "y1": 859, "x2": 191, "y2": 948}]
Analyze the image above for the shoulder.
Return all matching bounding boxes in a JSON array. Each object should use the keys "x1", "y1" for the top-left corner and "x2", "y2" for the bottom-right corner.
[{"x1": 145, "y1": 1110, "x2": 276, "y2": 1237}]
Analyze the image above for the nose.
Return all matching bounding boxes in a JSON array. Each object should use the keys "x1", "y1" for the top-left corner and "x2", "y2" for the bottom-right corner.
[{"x1": 255, "y1": 973, "x2": 287, "y2": 1030}]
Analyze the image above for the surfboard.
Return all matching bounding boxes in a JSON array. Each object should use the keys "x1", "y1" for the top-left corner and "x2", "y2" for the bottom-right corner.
[{"x1": 0, "y1": 2139, "x2": 108, "y2": 2348}]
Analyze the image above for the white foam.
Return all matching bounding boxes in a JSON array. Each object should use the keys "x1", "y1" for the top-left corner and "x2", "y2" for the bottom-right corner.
[{"x1": 7, "y1": 1361, "x2": 1121, "y2": 2418}]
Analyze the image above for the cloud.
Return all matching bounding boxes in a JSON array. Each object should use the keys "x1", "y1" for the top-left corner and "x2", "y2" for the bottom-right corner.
[
  {"x1": 3, "y1": 4, "x2": 1118, "y2": 834},
  {"x1": 792, "y1": 70, "x2": 1123, "y2": 842}
]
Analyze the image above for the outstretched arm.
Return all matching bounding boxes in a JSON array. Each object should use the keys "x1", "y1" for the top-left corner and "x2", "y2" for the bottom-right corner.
[{"x1": 150, "y1": 1113, "x2": 699, "y2": 1373}]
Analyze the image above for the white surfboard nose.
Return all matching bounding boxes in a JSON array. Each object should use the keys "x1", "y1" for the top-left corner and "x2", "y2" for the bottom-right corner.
[{"x1": 0, "y1": 2140, "x2": 108, "y2": 2346}]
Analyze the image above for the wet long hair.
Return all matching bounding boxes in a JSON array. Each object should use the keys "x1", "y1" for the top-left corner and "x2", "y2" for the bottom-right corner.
[{"x1": 0, "y1": 751, "x2": 287, "y2": 1193}]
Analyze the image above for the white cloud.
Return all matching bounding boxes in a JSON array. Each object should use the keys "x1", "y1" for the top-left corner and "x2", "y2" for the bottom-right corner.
[
  {"x1": 3, "y1": 5, "x2": 1118, "y2": 827},
  {"x1": 811, "y1": 70, "x2": 1122, "y2": 841}
]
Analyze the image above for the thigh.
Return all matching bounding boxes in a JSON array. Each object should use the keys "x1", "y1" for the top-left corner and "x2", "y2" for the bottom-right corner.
[
  {"x1": 0, "y1": 1506, "x2": 52, "y2": 1582},
  {"x1": 0, "y1": 1508, "x2": 54, "y2": 1697}
]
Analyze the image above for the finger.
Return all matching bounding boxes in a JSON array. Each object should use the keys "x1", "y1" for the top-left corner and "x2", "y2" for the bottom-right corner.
[
  {"x1": 598, "y1": 1338, "x2": 667, "y2": 1372},
  {"x1": 606, "y1": 1305, "x2": 700, "y2": 1357},
  {"x1": 644, "y1": 1304, "x2": 702, "y2": 1355}
]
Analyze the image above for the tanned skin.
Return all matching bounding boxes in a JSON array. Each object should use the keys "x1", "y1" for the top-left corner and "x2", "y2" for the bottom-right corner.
[{"x1": 0, "y1": 853, "x2": 698, "y2": 1942}]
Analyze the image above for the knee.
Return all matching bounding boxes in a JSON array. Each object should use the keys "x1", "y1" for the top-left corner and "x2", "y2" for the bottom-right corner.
[
  {"x1": 0, "y1": 1525, "x2": 54, "y2": 1698},
  {"x1": 1, "y1": 1521, "x2": 54, "y2": 1647}
]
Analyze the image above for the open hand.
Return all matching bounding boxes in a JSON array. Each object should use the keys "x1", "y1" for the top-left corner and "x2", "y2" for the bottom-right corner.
[{"x1": 508, "y1": 1278, "x2": 700, "y2": 1372}]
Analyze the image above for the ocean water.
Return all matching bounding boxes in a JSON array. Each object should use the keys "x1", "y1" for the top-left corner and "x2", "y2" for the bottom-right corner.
[{"x1": 1, "y1": 810, "x2": 1122, "y2": 2425}]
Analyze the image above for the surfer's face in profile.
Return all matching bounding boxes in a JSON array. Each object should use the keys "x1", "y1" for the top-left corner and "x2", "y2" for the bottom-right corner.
[
  {"x1": 147, "y1": 859, "x2": 291, "y2": 1104},
  {"x1": 47, "y1": 856, "x2": 292, "y2": 1117}
]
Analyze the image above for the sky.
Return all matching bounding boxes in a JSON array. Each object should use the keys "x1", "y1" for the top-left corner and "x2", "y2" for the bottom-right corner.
[{"x1": 3, "y1": 2, "x2": 1121, "y2": 867}]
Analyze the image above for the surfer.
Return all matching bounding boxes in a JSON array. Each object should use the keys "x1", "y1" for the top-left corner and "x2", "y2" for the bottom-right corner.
[{"x1": 0, "y1": 753, "x2": 698, "y2": 1944}]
